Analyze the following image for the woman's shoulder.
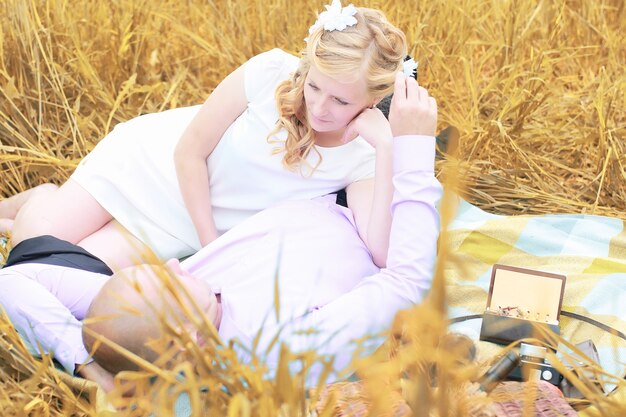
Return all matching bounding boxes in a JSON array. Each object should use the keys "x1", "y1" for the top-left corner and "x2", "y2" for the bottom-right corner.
[
  {"x1": 246, "y1": 48, "x2": 299, "y2": 73},
  {"x1": 254, "y1": 48, "x2": 298, "y2": 63},
  {"x1": 244, "y1": 49, "x2": 299, "y2": 102}
]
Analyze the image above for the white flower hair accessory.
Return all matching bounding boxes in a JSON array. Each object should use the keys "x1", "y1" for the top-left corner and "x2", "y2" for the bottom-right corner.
[
  {"x1": 308, "y1": 0, "x2": 358, "y2": 37},
  {"x1": 403, "y1": 57, "x2": 418, "y2": 78}
]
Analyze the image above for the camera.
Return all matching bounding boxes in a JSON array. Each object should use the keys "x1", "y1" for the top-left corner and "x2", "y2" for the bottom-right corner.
[
  {"x1": 507, "y1": 343, "x2": 562, "y2": 385},
  {"x1": 477, "y1": 343, "x2": 562, "y2": 392}
]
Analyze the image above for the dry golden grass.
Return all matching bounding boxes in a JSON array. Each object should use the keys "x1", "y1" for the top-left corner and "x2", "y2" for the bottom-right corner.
[
  {"x1": 1, "y1": 0, "x2": 624, "y2": 216},
  {"x1": 1, "y1": 0, "x2": 625, "y2": 416}
]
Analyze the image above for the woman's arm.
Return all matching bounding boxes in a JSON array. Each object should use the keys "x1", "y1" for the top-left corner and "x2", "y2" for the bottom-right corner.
[
  {"x1": 174, "y1": 65, "x2": 248, "y2": 247},
  {"x1": 346, "y1": 137, "x2": 393, "y2": 268},
  {"x1": 344, "y1": 72, "x2": 438, "y2": 268}
]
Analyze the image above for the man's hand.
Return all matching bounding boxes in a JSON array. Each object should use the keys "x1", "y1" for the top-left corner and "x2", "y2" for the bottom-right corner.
[{"x1": 389, "y1": 71, "x2": 437, "y2": 137}]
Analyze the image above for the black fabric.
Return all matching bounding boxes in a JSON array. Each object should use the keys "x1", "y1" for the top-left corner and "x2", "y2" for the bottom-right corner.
[
  {"x1": 334, "y1": 188, "x2": 348, "y2": 208},
  {"x1": 3, "y1": 235, "x2": 113, "y2": 276}
]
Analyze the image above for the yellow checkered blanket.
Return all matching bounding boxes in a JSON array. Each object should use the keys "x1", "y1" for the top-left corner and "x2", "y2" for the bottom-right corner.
[{"x1": 446, "y1": 199, "x2": 626, "y2": 381}]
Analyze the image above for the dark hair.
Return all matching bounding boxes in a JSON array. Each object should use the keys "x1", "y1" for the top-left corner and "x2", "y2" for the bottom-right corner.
[{"x1": 376, "y1": 55, "x2": 418, "y2": 119}]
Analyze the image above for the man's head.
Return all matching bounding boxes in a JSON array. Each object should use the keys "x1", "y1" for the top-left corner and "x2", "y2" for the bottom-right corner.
[{"x1": 82, "y1": 259, "x2": 220, "y2": 374}]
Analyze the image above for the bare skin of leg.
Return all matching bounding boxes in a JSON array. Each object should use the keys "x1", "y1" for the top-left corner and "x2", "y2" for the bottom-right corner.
[
  {"x1": 0, "y1": 183, "x2": 59, "y2": 219},
  {"x1": 11, "y1": 179, "x2": 150, "y2": 270},
  {"x1": 1, "y1": 184, "x2": 59, "y2": 234},
  {"x1": 78, "y1": 220, "x2": 153, "y2": 271},
  {"x1": 0, "y1": 219, "x2": 13, "y2": 235},
  {"x1": 11, "y1": 180, "x2": 112, "y2": 245}
]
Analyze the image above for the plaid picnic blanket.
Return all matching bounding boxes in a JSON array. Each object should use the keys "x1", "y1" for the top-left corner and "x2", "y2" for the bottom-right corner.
[{"x1": 446, "y1": 198, "x2": 626, "y2": 382}]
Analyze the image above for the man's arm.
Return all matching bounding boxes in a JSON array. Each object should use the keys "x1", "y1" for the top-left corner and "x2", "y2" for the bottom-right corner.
[
  {"x1": 0, "y1": 264, "x2": 108, "y2": 375},
  {"x1": 255, "y1": 134, "x2": 442, "y2": 384}
]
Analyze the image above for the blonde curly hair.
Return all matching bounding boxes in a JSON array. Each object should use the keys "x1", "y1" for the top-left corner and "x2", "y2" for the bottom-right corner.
[{"x1": 268, "y1": 7, "x2": 407, "y2": 172}]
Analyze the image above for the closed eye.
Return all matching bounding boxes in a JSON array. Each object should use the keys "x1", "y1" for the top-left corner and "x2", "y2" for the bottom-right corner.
[
  {"x1": 334, "y1": 97, "x2": 349, "y2": 105},
  {"x1": 307, "y1": 82, "x2": 320, "y2": 91}
]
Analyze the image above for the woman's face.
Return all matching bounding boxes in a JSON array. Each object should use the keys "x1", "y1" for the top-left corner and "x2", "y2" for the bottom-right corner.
[{"x1": 303, "y1": 63, "x2": 373, "y2": 138}]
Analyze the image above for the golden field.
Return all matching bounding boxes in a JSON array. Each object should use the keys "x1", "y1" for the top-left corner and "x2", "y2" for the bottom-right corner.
[
  {"x1": 1, "y1": 0, "x2": 624, "y2": 216},
  {"x1": 0, "y1": 0, "x2": 625, "y2": 415}
]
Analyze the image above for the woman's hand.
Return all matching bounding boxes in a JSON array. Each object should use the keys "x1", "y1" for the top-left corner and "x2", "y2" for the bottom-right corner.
[{"x1": 340, "y1": 107, "x2": 393, "y2": 149}]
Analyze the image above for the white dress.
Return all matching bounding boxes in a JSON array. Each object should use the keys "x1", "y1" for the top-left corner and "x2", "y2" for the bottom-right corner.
[{"x1": 71, "y1": 49, "x2": 376, "y2": 260}]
